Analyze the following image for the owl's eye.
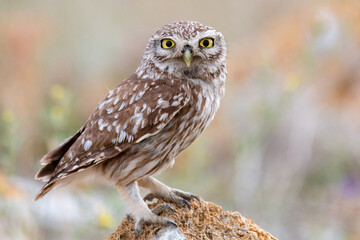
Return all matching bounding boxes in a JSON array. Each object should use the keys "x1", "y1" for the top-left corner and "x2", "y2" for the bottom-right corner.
[
  {"x1": 161, "y1": 39, "x2": 175, "y2": 49},
  {"x1": 199, "y1": 38, "x2": 214, "y2": 48}
]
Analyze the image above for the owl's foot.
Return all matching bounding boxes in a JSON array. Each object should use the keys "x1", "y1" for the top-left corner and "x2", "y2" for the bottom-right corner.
[
  {"x1": 138, "y1": 176, "x2": 200, "y2": 208},
  {"x1": 134, "y1": 206, "x2": 177, "y2": 238},
  {"x1": 117, "y1": 182, "x2": 178, "y2": 239},
  {"x1": 138, "y1": 177, "x2": 200, "y2": 208},
  {"x1": 151, "y1": 203, "x2": 175, "y2": 215},
  {"x1": 144, "y1": 188, "x2": 200, "y2": 208}
]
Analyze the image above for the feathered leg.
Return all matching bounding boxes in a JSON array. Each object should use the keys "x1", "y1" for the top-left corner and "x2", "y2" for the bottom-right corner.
[{"x1": 116, "y1": 181, "x2": 176, "y2": 237}]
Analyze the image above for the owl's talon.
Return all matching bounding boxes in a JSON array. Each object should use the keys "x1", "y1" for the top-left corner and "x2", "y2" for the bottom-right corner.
[
  {"x1": 143, "y1": 193, "x2": 156, "y2": 202},
  {"x1": 164, "y1": 219, "x2": 177, "y2": 228},
  {"x1": 151, "y1": 203, "x2": 174, "y2": 215},
  {"x1": 182, "y1": 199, "x2": 191, "y2": 209},
  {"x1": 134, "y1": 215, "x2": 177, "y2": 238},
  {"x1": 134, "y1": 229, "x2": 140, "y2": 239},
  {"x1": 143, "y1": 186, "x2": 199, "y2": 209},
  {"x1": 191, "y1": 194, "x2": 201, "y2": 202}
]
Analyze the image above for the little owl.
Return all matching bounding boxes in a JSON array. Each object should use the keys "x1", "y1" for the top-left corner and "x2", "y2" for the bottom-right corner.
[{"x1": 35, "y1": 21, "x2": 227, "y2": 235}]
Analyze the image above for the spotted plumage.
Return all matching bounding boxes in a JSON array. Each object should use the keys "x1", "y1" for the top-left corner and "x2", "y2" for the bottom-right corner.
[{"x1": 35, "y1": 21, "x2": 226, "y2": 234}]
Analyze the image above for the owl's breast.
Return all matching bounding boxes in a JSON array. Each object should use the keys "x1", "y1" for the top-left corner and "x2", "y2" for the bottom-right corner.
[{"x1": 164, "y1": 78, "x2": 224, "y2": 159}]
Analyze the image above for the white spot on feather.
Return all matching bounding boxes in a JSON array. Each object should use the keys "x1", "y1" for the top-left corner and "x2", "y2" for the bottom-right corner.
[
  {"x1": 99, "y1": 98, "x2": 113, "y2": 110},
  {"x1": 160, "y1": 113, "x2": 168, "y2": 121},
  {"x1": 84, "y1": 140, "x2": 92, "y2": 151},
  {"x1": 98, "y1": 119, "x2": 109, "y2": 131},
  {"x1": 141, "y1": 119, "x2": 146, "y2": 129},
  {"x1": 131, "y1": 113, "x2": 143, "y2": 135},
  {"x1": 134, "y1": 106, "x2": 140, "y2": 113},
  {"x1": 196, "y1": 93, "x2": 203, "y2": 110},
  {"x1": 106, "y1": 108, "x2": 114, "y2": 114},
  {"x1": 119, "y1": 101, "x2": 126, "y2": 111},
  {"x1": 136, "y1": 91, "x2": 145, "y2": 101},
  {"x1": 113, "y1": 96, "x2": 120, "y2": 105},
  {"x1": 69, "y1": 151, "x2": 74, "y2": 160},
  {"x1": 147, "y1": 107, "x2": 152, "y2": 115},
  {"x1": 98, "y1": 101, "x2": 106, "y2": 110},
  {"x1": 118, "y1": 131, "x2": 127, "y2": 142},
  {"x1": 157, "y1": 98, "x2": 169, "y2": 108},
  {"x1": 86, "y1": 158, "x2": 95, "y2": 164},
  {"x1": 129, "y1": 94, "x2": 136, "y2": 105},
  {"x1": 58, "y1": 173, "x2": 66, "y2": 178},
  {"x1": 172, "y1": 101, "x2": 180, "y2": 106},
  {"x1": 70, "y1": 165, "x2": 78, "y2": 171},
  {"x1": 127, "y1": 135, "x2": 134, "y2": 142}
]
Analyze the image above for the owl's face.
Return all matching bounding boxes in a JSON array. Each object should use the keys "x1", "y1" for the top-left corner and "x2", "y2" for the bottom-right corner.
[{"x1": 137, "y1": 21, "x2": 226, "y2": 80}]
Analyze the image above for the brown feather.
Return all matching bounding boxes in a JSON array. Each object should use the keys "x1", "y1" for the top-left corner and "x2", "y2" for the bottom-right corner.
[
  {"x1": 35, "y1": 127, "x2": 84, "y2": 181},
  {"x1": 34, "y1": 74, "x2": 190, "y2": 199}
]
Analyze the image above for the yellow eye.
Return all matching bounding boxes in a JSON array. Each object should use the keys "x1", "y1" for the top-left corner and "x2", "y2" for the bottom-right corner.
[
  {"x1": 199, "y1": 38, "x2": 214, "y2": 48},
  {"x1": 161, "y1": 39, "x2": 175, "y2": 49}
]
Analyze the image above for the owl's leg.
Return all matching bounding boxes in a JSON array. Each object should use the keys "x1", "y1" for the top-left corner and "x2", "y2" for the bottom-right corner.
[
  {"x1": 116, "y1": 181, "x2": 176, "y2": 237},
  {"x1": 138, "y1": 176, "x2": 200, "y2": 208}
]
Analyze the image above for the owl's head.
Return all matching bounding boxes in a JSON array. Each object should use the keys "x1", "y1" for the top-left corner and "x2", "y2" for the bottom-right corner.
[{"x1": 136, "y1": 21, "x2": 226, "y2": 80}]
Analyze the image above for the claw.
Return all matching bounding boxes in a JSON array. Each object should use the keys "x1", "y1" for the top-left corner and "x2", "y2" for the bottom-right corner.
[
  {"x1": 144, "y1": 188, "x2": 200, "y2": 210},
  {"x1": 134, "y1": 215, "x2": 177, "y2": 238},
  {"x1": 135, "y1": 228, "x2": 140, "y2": 239},
  {"x1": 192, "y1": 194, "x2": 201, "y2": 202},
  {"x1": 164, "y1": 219, "x2": 178, "y2": 228},
  {"x1": 183, "y1": 199, "x2": 191, "y2": 209},
  {"x1": 152, "y1": 204, "x2": 174, "y2": 215},
  {"x1": 134, "y1": 220, "x2": 144, "y2": 239},
  {"x1": 163, "y1": 204, "x2": 175, "y2": 213}
]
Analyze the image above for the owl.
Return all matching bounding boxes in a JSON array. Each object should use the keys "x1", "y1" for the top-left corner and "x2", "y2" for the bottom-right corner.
[{"x1": 35, "y1": 21, "x2": 226, "y2": 235}]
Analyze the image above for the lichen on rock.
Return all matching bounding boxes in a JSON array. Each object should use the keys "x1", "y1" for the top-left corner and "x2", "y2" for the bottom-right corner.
[{"x1": 107, "y1": 198, "x2": 277, "y2": 240}]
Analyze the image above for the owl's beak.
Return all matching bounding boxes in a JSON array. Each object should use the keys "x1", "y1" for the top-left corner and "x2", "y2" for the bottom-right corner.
[{"x1": 182, "y1": 45, "x2": 193, "y2": 67}]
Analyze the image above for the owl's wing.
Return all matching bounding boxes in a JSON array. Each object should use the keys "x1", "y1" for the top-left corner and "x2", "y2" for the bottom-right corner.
[{"x1": 51, "y1": 74, "x2": 190, "y2": 181}]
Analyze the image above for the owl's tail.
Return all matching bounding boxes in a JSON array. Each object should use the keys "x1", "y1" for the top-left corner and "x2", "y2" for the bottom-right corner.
[
  {"x1": 34, "y1": 127, "x2": 85, "y2": 201},
  {"x1": 35, "y1": 127, "x2": 84, "y2": 182},
  {"x1": 34, "y1": 181, "x2": 56, "y2": 201}
]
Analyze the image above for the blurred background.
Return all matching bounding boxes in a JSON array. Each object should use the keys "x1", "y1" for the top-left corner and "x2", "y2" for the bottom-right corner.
[{"x1": 0, "y1": 0, "x2": 359, "y2": 239}]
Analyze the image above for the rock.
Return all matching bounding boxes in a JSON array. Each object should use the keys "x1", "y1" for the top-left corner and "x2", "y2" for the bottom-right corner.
[
  {"x1": 107, "y1": 198, "x2": 277, "y2": 240},
  {"x1": 151, "y1": 226, "x2": 187, "y2": 240}
]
